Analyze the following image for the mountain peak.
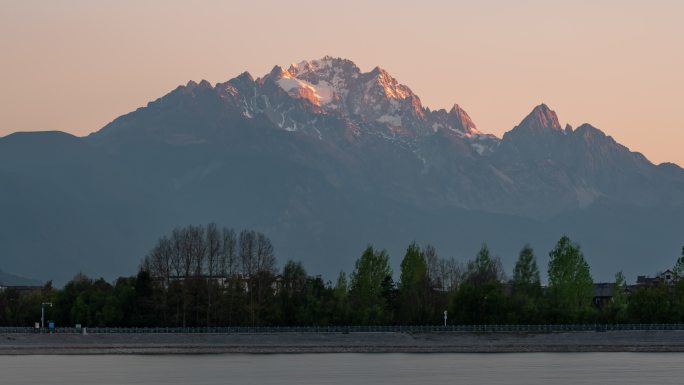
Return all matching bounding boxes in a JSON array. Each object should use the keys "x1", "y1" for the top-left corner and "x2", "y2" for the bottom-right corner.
[
  {"x1": 369, "y1": 66, "x2": 383, "y2": 75},
  {"x1": 365, "y1": 66, "x2": 414, "y2": 101},
  {"x1": 448, "y1": 104, "x2": 479, "y2": 134},
  {"x1": 286, "y1": 56, "x2": 360, "y2": 78},
  {"x1": 269, "y1": 65, "x2": 286, "y2": 78},
  {"x1": 575, "y1": 123, "x2": 609, "y2": 141},
  {"x1": 517, "y1": 103, "x2": 562, "y2": 132},
  {"x1": 184, "y1": 79, "x2": 212, "y2": 89},
  {"x1": 236, "y1": 71, "x2": 254, "y2": 82}
]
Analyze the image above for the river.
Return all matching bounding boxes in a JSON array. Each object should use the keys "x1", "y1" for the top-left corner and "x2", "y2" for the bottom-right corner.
[{"x1": 0, "y1": 353, "x2": 681, "y2": 384}]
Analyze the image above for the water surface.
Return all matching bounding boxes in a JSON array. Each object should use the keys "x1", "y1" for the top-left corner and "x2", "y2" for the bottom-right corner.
[{"x1": 0, "y1": 353, "x2": 681, "y2": 384}]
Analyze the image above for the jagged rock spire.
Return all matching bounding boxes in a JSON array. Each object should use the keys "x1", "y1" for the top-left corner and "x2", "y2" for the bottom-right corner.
[
  {"x1": 517, "y1": 103, "x2": 562, "y2": 132},
  {"x1": 448, "y1": 104, "x2": 479, "y2": 134}
]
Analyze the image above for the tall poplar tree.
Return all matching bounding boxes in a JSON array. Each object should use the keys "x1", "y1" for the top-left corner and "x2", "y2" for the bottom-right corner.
[
  {"x1": 513, "y1": 244, "x2": 541, "y2": 289},
  {"x1": 511, "y1": 244, "x2": 542, "y2": 323},
  {"x1": 398, "y1": 242, "x2": 430, "y2": 324},
  {"x1": 547, "y1": 236, "x2": 594, "y2": 322},
  {"x1": 349, "y1": 245, "x2": 392, "y2": 325}
]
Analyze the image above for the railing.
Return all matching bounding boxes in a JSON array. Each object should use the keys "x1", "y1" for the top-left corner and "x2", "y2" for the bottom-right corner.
[{"x1": 3, "y1": 324, "x2": 684, "y2": 334}]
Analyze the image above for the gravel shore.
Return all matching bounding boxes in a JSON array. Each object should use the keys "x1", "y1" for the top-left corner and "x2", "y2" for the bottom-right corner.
[{"x1": 2, "y1": 330, "x2": 684, "y2": 354}]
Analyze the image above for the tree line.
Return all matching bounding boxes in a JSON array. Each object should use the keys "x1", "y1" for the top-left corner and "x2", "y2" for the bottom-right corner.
[{"x1": 1, "y1": 224, "x2": 684, "y2": 327}]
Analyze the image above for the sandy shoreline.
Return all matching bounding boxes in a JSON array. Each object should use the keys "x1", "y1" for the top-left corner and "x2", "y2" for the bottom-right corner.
[{"x1": 2, "y1": 330, "x2": 684, "y2": 354}]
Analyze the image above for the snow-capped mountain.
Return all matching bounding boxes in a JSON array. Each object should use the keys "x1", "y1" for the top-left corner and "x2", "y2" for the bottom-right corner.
[
  {"x1": 96, "y1": 56, "x2": 497, "y2": 155},
  {"x1": 2, "y1": 56, "x2": 684, "y2": 284}
]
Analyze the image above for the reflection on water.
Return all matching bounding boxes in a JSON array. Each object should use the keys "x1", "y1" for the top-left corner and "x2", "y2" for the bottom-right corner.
[{"x1": 0, "y1": 353, "x2": 682, "y2": 385}]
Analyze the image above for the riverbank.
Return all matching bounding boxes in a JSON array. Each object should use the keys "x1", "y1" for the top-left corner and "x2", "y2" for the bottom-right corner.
[{"x1": 2, "y1": 330, "x2": 684, "y2": 354}]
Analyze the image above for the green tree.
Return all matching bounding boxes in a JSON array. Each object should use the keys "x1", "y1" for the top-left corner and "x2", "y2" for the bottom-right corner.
[
  {"x1": 282, "y1": 260, "x2": 308, "y2": 293},
  {"x1": 451, "y1": 281, "x2": 508, "y2": 325},
  {"x1": 602, "y1": 271, "x2": 628, "y2": 323},
  {"x1": 465, "y1": 244, "x2": 504, "y2": 285},
  {"x1": 130, "y1": 270, "x2": 156, "y2": 326},
  {"x1": 332, "y1": 271, "x2": 350, "y2": 324},
  {"x1": 674, "y1": 246, "x2": 684, "y2": 278},
  {"x1": 277, "y1": 260, "x2": 308, "y2": 325},
  {"x1": 547, "y1": 236, "x2": 594, "y2": 322},
  {"x1": 512, "y1": 244, "x2": 540, "y2": 289},
  {"x1": 108, "y1": 277, "x2": 133, "y2": 326},
  {"x1": 510, "y1": 244, "x2": 542, "y2": 323},
  {"x1": 397, "y1": 242, "x2": 430, "y2": 324},
  {"x1": 296, "y1": 276, "x2": 331, "y2": 325},
  {"x1": 628, "y1": 284, "x2": 673, "y2": 323},
  {"x1": 452, "y1": 244, "x2": 508, "y2": 324},
  {"x1": 216, "y1": 277, "x2": 247, "y2": 326},
  {"x1": 672, "y1": 273, "x2": 684, "y2": 322},
  {"x1": 349, "y1": 245, "x2": 392, "y2": 325}
]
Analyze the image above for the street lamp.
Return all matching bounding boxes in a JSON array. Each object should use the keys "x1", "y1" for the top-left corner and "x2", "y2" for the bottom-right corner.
[{"x1": 41, "y1": 302, "x2": 52, "y2": 330}]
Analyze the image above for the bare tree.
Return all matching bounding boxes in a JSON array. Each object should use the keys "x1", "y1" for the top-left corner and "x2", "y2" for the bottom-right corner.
[
  {"x1": 219, "y1": 227, "x2": 238, "y2": 325},
  {"x1": 143, "y1": 236, "x2": 173, "y2": 286},
  {"x1": 239, "y1": 230, "x2": 256, "y2": 278},
  {"x1": 169, "y1": 228, "x2": 185, "y2": 326},
  {"x1": 220, "y1": 227, "x2": 238, "y2": 277},
  {"x1": 255, "y1": 232, "x2": 277, "y2": 325},
  {"x1": 170, "y1": 228, "x2": 184, "y2": 279},
  {"x1": 179, "y1": 227, "x2": 194, "y2": 280},
  {"x1": 141, "y1": 225, "x2": 279, "y2": 327},
  {"x1": 423, "y1": 244, "x2": 440, "y2": 289},
  {"x1": 439, "y1": 257, "x2": 462, "y2": 292},
  {"x1": 237, "y1": 230, "x2": 277, "y2": 325},
  {"x1": 186, "y1": 225, "x2": 206, "y2": 325},
  {"x1": 189, "y1": 225, "x2": 206, "y2": 278},
  {"x1": 255, "y1": 232, "x2": 277, "y2": 275},
  {"x1": 141, "y1": 236, "x2": 174, "y2": 324},
  {"x1": 239, "y1": 230, "x2": 257, "y2": 324},
  {"x1": 205, "y1": 223, "x2": 221, "y2": 327},
  {"x1": 175, "y1": 226, "x2": 201, "y2": 327}
]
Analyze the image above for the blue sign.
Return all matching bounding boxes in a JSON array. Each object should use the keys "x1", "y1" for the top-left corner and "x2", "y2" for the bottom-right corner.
[{"x1": 48, "y1": 321, "x2": 55, "y2": 330}]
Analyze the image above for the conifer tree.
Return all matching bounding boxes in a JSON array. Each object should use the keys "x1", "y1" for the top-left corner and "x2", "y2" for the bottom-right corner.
[{"x1": 512, "y1": 244, "x2": 541, "y2": 290}]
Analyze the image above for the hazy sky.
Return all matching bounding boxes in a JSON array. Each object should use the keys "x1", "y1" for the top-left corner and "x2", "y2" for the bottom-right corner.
[{"x1": 2, "y1": 0, "x2": 682, "y2": 165}]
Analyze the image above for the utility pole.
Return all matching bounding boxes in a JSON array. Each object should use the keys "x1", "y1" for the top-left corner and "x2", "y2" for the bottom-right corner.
[{"x1": 41, "y1": 302, "x2": 53, "y2": 330}]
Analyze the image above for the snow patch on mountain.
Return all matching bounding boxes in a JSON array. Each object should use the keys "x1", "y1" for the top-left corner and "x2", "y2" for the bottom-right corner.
[
  {"x1": 276, "y1": 75, "x2": 334, "y2": 106},
  {"x1": 172, "y1": 56, "x2": 509, "y2": 158},
  {"x1": 471, "y1": 143, "x2": 486, "y2": 155},
  {"x1": 377, "y1": 114, "x2": 403, "y2": 126}
]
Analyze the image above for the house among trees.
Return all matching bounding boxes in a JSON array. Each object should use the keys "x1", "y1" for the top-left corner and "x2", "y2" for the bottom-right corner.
[
  {"x1": 592, "y1": 283, "x2": 615, "y2": 309},
  {"x1": 0, "y1": 284, "x2": 42, "y2": 292},
  {"x1": 166, "y1": 274, "x2": 284, "y2": 294},
  {"x1": 594, "y1": 269, "x2": 679, "y2": 308},
  {"x1": 635, "y1": 269, "x2": 677, "y2": 287},
  {"x1": 167, "y1": 275, "x2": 229, "y2": 287}
]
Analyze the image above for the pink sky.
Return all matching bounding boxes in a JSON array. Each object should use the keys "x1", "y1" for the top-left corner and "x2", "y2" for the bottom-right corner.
[{"x1": 1, "y1": 1, "x2": 682, "y2": 166}]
